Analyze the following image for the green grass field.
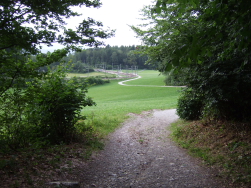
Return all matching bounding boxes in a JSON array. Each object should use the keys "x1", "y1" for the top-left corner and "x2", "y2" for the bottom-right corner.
[
  {"x1": 123, "y1": 70, "x2": 166, "y2": 86},
  {"x1": 82, "y1": 70, "x2": 181, "y2": 135}
]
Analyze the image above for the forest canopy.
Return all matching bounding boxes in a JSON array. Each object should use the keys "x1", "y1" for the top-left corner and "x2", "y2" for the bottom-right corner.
[{"x1": 61, "y1": 45, "x2": 153, "y2": 73}]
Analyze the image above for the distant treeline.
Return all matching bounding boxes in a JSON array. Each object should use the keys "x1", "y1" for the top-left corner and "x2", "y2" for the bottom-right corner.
[{"x1": 63, "y1": 45, "x2": 154, "y2": 73}]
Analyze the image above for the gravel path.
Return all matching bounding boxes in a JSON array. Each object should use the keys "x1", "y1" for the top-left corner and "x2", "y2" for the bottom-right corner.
[{"x1": 77, "y1": 109, "x2": 230, "y2": 188}]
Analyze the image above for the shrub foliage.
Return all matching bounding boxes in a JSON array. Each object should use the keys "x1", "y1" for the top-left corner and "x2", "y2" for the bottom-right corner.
[{"x1": 0, "y1": 66, "x2": 96, "y2": 151}]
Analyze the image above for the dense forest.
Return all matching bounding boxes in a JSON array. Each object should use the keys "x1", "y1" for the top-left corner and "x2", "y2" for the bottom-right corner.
[{"x1": 63, "y1": 45, "x2": 154, "y2": 73}]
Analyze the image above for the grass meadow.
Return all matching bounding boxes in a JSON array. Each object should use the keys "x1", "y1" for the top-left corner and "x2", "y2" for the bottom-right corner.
[
  {"x1": 123, "y1": 70, "x2": 166, "y2": 86},
  {"x1": 82, "y1": 70, "x2": 181, "y2": 136}
]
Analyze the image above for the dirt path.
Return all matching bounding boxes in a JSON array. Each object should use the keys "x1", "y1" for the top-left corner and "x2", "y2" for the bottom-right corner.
[{"x1": 73, "y1": 109, "x2": 230, "y2": 188}]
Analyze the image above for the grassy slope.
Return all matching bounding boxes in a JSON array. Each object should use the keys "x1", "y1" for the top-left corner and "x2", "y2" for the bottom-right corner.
[
  {"x1": 124, "y1": 70, "x2": 166, "y2": 86},
  {"x1": 83, "y1": 70, "x2": 181, "y2": 135}
]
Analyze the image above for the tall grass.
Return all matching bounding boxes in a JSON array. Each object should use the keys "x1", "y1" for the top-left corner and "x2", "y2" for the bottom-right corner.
[{"x1": 82, "y1": 70, "x2": 181, "y2": 136}]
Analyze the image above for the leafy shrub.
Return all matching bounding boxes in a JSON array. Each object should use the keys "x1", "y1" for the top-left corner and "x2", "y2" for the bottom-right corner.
[
  {"x1": 87, "y1": 76, "x2": 110, "y2": 85},
  {"x1": 164, "y1": 68, "x2": 187, "y2": 86},
  {"x1": 177, "y1": 89, "x2": 203, "y2": 120},
  {"x1": 69, "y1": 76, "x2": 110, "y2": 87},
  {"x1": 176, "y1": 49, "x2": 251, "y2": 123},
  {"x1": 0, "y1": 65, "x2": 97, "y2": 152},
  {"x1": 26, "y1": 68, "x2": 96, "y2": 145},
  {"x1": 0, "y1": 87, "x2": 34, "y2": 151}
]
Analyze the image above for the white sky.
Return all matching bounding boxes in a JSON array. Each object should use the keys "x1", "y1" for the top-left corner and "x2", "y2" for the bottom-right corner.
[{"x1": 42, "y1": 0, "x2": 154, "y2": 52}]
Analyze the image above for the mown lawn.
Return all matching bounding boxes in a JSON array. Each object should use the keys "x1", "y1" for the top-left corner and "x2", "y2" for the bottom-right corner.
[
  {"x1": 123, "y1": 70, "x2": 166, "y2": 86},
  {"x1": 83, "y1": 70, "x2": 181, "y2": 135}
]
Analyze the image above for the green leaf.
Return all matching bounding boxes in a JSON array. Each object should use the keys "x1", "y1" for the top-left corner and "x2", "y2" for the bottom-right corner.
[{"x1": 155, "y1": 7, "x2": 162, "y2": 14}]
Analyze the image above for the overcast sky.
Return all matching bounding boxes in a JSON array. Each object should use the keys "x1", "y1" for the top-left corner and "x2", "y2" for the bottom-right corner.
[{"x1": 42, "y1": 0, "x2": 154, "y2": 52}]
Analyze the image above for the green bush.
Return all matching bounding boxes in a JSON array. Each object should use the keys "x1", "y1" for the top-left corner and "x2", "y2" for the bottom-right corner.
[
  {"x1": 70, "y1": 76, "x2": 110, "y2": 87},
  {"x1": 164, "y1": 68, "x2": 187, "y2": 86},
  {"x1": 0, "y1": 87, "x2": 34, "y2": 151},
  {"x1": 0, "y1": 65, "x2": 96, "y2": 152},
  {"x1": 26, "y1": 69, "x2": 95, "y2": 145},
  {"x1": 177, "y1": 89, "x2": 203, "y2": 120},
  {"x1": 87, "y1": 76, "x2": 110, "y2": 85},
  {"x1": 176, "y1": 51, "x2": 251, "y2": 122}
]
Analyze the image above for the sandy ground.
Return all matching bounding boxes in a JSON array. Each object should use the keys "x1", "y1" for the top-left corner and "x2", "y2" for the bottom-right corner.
[{"x1": 70, "y1": 109, "x2": 232, "y2": 188}]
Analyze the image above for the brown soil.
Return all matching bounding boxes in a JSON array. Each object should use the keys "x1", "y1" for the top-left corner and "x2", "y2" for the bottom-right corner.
[{"x1": 57, "y1": 109, "x2": 232, "y2": 188}]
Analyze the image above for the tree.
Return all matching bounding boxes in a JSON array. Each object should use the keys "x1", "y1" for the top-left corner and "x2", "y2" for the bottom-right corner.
[
  {"x1": 127, "y1": 50, "x2": 137, "y2": 66},
  {"x1": 63, "y1": 45, "x2": 152, "y2": 70},
  {"x1": 132, "y1": 0, "x2": 251, "y2": 122},
  {"x1": 130, "y1": 4, "x2": 193, "y2": 71},
  {"x1": 1, "y1": 0, "x2": 113, "y2": 51},
  {"x1": 1, "y1": 0, "x2": 114, "y2": 93},
  {"x1": 152, "y1": 0, "x2": 251, "y2": 69},
  {"x1": 0, "y1": 0, "x2": 113, "y2": 150},
  {"x1": 111, "y1": 51, "x2": 118, "y2": 64}
]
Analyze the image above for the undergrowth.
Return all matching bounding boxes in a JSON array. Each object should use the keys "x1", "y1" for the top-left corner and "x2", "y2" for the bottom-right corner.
[{"x1": 170, "y1": 120, "x2": 251, "y2": 187}]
